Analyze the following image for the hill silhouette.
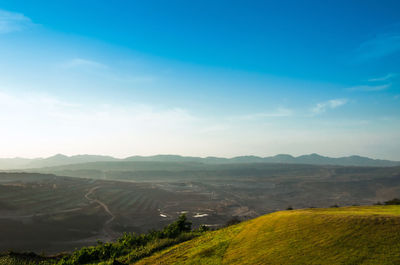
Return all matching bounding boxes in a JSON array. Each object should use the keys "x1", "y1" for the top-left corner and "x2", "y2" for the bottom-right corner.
[{"x1": 0, "y1": 153, "x2": 399, "y2": 170}]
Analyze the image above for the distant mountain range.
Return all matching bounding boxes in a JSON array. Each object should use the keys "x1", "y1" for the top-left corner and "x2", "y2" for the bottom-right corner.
[{"x1": 0, "y1": 153, "x2": 399, "y2": 170}]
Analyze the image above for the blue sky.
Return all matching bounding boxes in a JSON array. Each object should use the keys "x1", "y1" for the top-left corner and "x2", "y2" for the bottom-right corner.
[{"x1": 0, "y1": 0, "x2": 399, "y2": 159}]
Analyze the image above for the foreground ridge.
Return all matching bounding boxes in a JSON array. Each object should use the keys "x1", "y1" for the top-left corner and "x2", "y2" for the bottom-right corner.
[
  {"x1": 138, "y1": 206, "x2": 400, "y2": 265},
  {"x1": 2, "y1": 205, "x2": 400, "y2": 264}
]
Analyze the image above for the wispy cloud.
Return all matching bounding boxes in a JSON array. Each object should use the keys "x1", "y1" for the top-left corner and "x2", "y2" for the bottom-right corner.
[
  {"x1": 356, "y1": 32, "x2": 400, "y2": 61},
  {"x1": 348, "y1": 83, "x2": 391, "y2": 92},
  {"x1": 312, "y1": 99, "x2": 348, "y2": 114},
  {"x1": 0, "y1": 90, "x2": 197, "y2": 150},
  {"x1": 1, "y1": 90, "x2": 265, "y2": 157},
  {"x1": 368, "y1": 73, "x2": 397, "y2": 82},
  {"x1": 0, "y1": 91, "x2": 194, "y2": 127},
  {"x1": 0, "y1": 9, "x2": 33, "y2": 34},
  {"x1": 349, "y1": 72, "x2": 396, "y2": 92},
  {"x1": 199, "y1": 124, "x2": 230, "y2": 134},
  {"x1": 59, "y1": 58, "x2": 158, "y2": 85},
  {"x1": 232, "y1": 107, "x2": 293, "y2": 121},
  {"x1": 61, "y1": 58, "x2": 108, "y2": 69}
]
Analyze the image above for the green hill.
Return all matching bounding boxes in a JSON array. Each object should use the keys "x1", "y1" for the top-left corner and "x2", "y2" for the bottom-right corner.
[
  {"x1": 2, "y1": 206, "x2": 400, "y2": 264},
  {"x1": 137, "y1": 206, "x2": 400, "y2": 265}
]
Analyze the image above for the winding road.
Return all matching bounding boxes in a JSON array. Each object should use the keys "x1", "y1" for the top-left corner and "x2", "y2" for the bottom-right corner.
[{"x1": 84, "y1": 186, "x2": 118, "y2": 241}]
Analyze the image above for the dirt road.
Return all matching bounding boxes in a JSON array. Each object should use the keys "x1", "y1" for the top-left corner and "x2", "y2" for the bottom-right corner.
[{"x1": 84, "y1": 186, "x2": 118, "y2": 241}]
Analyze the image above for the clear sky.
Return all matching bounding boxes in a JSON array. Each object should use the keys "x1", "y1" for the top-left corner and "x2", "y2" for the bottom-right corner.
[{"x1": 0, "y1": 0, "x2": 399, "y2": 159}]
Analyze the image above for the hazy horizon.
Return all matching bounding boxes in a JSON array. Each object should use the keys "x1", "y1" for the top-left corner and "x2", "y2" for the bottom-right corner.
[
  {"x1": 0, "y1": 152, "x2": 399, "y2": 162},
  {"x1": 1, "y1": 1, "x2": 399, "y2": 160}
]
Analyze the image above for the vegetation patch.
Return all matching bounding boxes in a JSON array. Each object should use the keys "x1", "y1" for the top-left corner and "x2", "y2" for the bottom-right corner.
[{"x1": 0, "y1": 214, "x2": 207, "y2": 265}]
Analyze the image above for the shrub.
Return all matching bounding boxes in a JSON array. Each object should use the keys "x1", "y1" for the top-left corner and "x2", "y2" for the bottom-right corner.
[
  {"x1": 224, "y1": 217, "x2": 241, "y2": 227},
  {"x1": 384, "y1": 198, "x2": 400, "y2": 205},
  {"x1": 198, "y1": 224, "x2": 210, "y2": 232},
  {"x1": 161, "y1": 214, "x2": 192, "y2": 238},
  {"x1": 57, "y1": 214, "x2": 201, "y2": 264}
]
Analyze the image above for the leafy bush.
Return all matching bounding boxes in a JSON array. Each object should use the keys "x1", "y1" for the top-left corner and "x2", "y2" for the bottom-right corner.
[{"x1": 56, "y1": 214, "x2": 203, "y2": 264}]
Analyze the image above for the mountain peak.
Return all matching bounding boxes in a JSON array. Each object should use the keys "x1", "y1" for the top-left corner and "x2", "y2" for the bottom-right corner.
[{"x1": 47, "y1": 154, "x2": 69, "y2": 159}]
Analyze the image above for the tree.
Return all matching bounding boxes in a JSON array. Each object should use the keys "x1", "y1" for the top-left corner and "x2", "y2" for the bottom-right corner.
[
  {"x1": 162, "y1": 214, "x2": 192, "y2": 238},
  {"x1": 176, "y1": 213, "x2": 192, "y2": 232}
]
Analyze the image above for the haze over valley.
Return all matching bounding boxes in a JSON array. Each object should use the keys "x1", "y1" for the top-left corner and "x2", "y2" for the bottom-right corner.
[
  {"x1": 1, "y1": 155, "x2": 400, "y2": 254},
  {"x1": 1, "y1": 153, "x2": 399, "y2": 170}
]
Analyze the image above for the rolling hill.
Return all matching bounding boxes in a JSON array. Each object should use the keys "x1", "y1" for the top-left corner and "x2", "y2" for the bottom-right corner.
[
  {"x1": 1, "y1": 153, "x2": 399, "y2": 170},
  {"x1": 137, "y1": 206, "x2": 400, "y2": 265},
  {"x1": 1, "y1": 205, "x2": 400, "y2": 264},
  {"x1": 123, "y1": 154, "x2": 400, "y2": 167},
  {"x1": 0, "y1": 154, "x2": 117, "y2": 170}
]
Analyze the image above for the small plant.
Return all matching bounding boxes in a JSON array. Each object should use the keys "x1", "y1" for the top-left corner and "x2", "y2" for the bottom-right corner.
[
  {"x1": 198, "y1": 224, "x2": 210, "y2": 232},
  {"x1": 224, "y1": 217, "x2": 241, "y2": 227}
]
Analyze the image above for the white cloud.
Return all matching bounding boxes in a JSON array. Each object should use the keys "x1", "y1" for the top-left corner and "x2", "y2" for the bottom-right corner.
[
  {"x1": 348, "y1": 83, "x2": 391, "y2": 92},
  {"x1": 232, "y1": 107, "x2": 293, "y2": 121},
  {"x1": 312, "y1": 99, "x2": 348, "y2": 114},
  {"x1": 349, "y1": 73, "x2": 395, "y2": 92},
  {"x1": 0, "y1": 9, "x2": 33, "y2": 34},
  {"x1": 368, "y1": 73, "x2": 397, "y2": 82},
  {"x1": 199, "y1": 124, "x2": 230, "y2": 134},
  {"x1": 61, "y1": 58, "x2": 108, "y2": 69}
]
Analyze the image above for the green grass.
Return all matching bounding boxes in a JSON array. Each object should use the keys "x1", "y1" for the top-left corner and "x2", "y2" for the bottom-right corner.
[
  {"x1": 2, "y1": 206, "x2": 400, "y2": 264},
  {"x1": 137, "y1": 206, "x2": 400, "y2": 265}
]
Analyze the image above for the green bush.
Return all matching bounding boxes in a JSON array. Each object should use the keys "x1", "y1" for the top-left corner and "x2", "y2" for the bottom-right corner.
[{"x1": 56, "y1": 214, "x2": 202, "y2": 264}]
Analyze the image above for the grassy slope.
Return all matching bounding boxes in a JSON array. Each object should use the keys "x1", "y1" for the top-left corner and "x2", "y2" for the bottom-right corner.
[{"x1": 137, "y1": 206, "x2": 400, "y2": 265}]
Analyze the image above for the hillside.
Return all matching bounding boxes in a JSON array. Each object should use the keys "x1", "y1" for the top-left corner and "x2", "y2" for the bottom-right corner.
[
  {"x1": 1, "y1": 205, "x2": 400, "y2": 264},
  {"x1": 137, "y1": 206, "x2": 400, "y2": 265}
]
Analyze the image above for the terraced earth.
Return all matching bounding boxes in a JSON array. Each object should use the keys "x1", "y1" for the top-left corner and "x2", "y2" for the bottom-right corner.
[
  {"x1": 0, "y1": 173, "x2": 222, "y2": 253},
  {"x1": 1, "y1": 163, "x2": 400, "y2": 254}
]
